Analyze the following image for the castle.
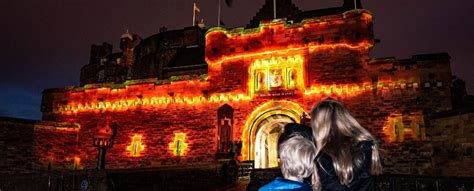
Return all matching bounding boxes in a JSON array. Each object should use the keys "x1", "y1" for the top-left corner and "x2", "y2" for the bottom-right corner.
[{"x1": 2, "y1": 0, "x2": 473, "y2": 177}]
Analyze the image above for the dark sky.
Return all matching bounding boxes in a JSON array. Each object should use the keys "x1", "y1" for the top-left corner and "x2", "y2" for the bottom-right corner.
[{"x1": 1, "y1": 0, "x2": 473, "y2": 120}]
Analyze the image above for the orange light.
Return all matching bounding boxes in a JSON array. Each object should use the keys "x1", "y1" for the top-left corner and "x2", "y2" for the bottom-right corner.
[
  {"x1": 126, "y1": 135, "x2": 145, "y2": 157},
  {"x1": 383, "y1": 114, "x2": 425, "y2": 143},
  {"x1": 241, "y1": 100, "x2": 305, "y2": 160},
  {"x1": 206, "y1": 42, "x2": 372, "y2": 67},
  {"x1": 169, "y1": 133, "x2": 188, "y2": 156},
  {"x1": 248, "y1": 55, "x2": 305, "y2": 97},
  {"x1": 205, "y1": 10, "x2": 373, "y2": 65},
  {"x1": 383, "y1": 115, "x2": 404, "y2": 143},
  {"x1": 73, "y1": 157, "x2": 81, "y2": 169},
  {"x1": 34, "y1": 122, "x2": 81, "y2": 132},
  {"x1": 55, "y1": 79, "x2": 420, "y2": 114}
]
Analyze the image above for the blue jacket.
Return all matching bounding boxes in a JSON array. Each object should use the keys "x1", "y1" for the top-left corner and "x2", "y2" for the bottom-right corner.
[{"x1": 259, "y1": 177, "x2": 312, "y2": 191}]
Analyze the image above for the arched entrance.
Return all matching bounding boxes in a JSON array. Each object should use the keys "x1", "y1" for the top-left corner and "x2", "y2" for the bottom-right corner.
[
  {"x1": 240, "y1": 101, "x2": 306, "y2": 168},
  {"x1": 254, "y1": 114, "x2": 295, "y2": 168}
]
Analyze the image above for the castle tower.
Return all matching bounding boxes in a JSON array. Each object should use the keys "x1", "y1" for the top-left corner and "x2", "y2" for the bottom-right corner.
[
  {"x1": 247, "y1": 0, "x2": 301, "y2": 28},
  {"x1": 119, "y1": 29, "x2": 140, "y2": 67}
]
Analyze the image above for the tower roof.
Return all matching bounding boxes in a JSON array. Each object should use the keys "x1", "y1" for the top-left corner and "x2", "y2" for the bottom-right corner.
[
  {"x1": 247, "y1": 0, "x2": 363, "y2": 28},
  {"x1": 247, "y1": 0, "x2": 301, "y2": 28},
  {"x1": 121, "y1": 29, "x2": 133, "y2": 40}
]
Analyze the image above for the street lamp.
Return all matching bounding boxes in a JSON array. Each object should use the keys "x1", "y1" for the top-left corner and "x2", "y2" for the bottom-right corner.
[{"x1": 93, "y1": 123, "x2": 116, "y2": 170}]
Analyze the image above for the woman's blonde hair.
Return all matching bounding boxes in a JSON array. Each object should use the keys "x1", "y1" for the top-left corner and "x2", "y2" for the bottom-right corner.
[{"x1": 310, "y1": 99, "x2": 382, "y2": 190}]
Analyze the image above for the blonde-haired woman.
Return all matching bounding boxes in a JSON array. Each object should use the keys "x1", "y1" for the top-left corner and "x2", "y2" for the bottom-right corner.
[{"x1": 310, "y1": 99, "x2": 382, "y2": 191}]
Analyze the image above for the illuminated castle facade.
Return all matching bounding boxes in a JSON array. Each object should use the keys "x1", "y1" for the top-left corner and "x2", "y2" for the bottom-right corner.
[{"x1": 29, "y1": 0, "x2": 473, "y2": 176}]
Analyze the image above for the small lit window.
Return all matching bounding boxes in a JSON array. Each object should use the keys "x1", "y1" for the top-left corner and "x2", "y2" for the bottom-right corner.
[
  {"x1": 400, "y1": 83, "x2": 406, "y2": 89},
  {"x1": 100, "y1": 58, "x2": 107, "y2": 65},
  {"x1": 393, "y1": 120, "x2": 400, "y2": 138},
  {"x1": 413, "y1": 83, "x2": 419, "y2": 88},
  {"x1": 424, "y1": 82, "x2": 431, "y2": 88}
]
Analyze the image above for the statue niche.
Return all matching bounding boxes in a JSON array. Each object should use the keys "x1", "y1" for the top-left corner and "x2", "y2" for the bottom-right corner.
[{"x1": 217, "y1": 104, "x2": 234, "y2": 155}]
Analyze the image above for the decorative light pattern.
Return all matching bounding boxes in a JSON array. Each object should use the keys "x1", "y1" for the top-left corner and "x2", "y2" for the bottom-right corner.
[
  {"x1": 66, "y1": 156, "x2": 82, "y2": 170},
  {"x1": 248, "y1": 55, "x2": 305, "y2": 97},
  {"x1": 206, "y1": 42, "x2": 373, "y2": 67},
  {"x1": 57, "y1": 92, "x2": 251, "y2": 114},
  {"x1": 205, "y1": 10, "x2": 374, "y2": 65},
  {"x1": 73, "y1": 157, "x2": 81, "y2": 170},
  {"x1": 126, "y1": 135, "x2": 145, "y2": 157},
  {"x1": 383, "y1": 114, "x2": 425, "y2": 143},
  {"x1": 34, "y1": 121, "x2": 81, "y2": 132},
  {"x1": 47, "y1": 10, "x2": 399, "y2": 115},
  {"x1": 53, "y1": 80, "x2": 420, "y2": 114},
  {"x1": 169, "y1": 133, "x2": 188, "y2": 156}
]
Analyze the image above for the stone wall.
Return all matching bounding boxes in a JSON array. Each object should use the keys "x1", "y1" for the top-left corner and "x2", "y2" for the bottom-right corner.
[
  {"x1": 429, "y1": 112, "x2": 474, "y2": 177},
  {"x1": 34, "y1": 9, "x2": 458, "y2": 177},
  {"x1": 32, "y1": 121, "x2": 80, "y2": 171},
  {"x1": 38, "y1": 86, "x2": 437, "y2": 174},
  {"x1": 0, "y1": 163, "x2": 237, "y2": 191},
  {"x1": 0, "y1": 117, "x2": 36, "y2": 175}
]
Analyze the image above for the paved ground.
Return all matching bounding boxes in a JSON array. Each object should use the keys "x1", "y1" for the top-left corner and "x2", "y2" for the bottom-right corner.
[{"x1": 211, "y1": 179, "x2": 249, "y2": 191}]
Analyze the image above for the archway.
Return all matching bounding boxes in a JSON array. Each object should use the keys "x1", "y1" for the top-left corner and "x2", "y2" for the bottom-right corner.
[
  {"x1": 254, "y1": 114, "x2": 295, "y2": 168},
  {"x1": 240, "y1": 100, "x2": 306, "y2": 168}
]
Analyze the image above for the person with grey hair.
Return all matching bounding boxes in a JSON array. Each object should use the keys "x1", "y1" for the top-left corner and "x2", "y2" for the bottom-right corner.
[{"x1": 258, "y1": 134, "x2": 315, "y2": 191}]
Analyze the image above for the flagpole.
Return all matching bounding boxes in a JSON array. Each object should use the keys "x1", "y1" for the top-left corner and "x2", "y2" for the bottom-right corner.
[
  {"x1": 193, "y1": 3, "x2": 196, "y2": 26},
  {"x1": 354, "y1": 0, "x2": 357, "y2": 9},
  {"x1": 218, "y1": 0, "x2": 221, "y2": 27},
  {"x1": 273, "y1": 0, "x2": 276, "y2": 19}
]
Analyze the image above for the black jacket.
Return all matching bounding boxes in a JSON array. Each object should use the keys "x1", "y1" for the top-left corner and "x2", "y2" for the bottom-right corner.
[{"x1": 317, "y1": 141, "x2": 375, "y2": 191}]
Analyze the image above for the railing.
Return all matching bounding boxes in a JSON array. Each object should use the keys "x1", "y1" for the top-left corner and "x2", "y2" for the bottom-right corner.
[
  {"x1": 238, "y1": 160, "x2": 254, "y2": 179},
  {"x1": 2, "y1": 168, "x2": 473, "y2": 191},
  {"x1": 0, "y1": 164, "x2": 230, "y2": 191},
  {"x1": 375, "y1": 174, "x2": 474, "y2": 191}
]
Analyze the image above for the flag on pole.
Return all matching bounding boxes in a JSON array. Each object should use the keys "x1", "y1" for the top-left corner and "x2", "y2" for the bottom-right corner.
[
  {"x1": 193, "y1": 2, "x2": 200, "y2": 26},
  {"x1": 273, "y1": 0, "x2": 276, "y2": 19},
  {"x1": 194, "y1": 2, "x2": 201, "y2": 13},
  {"x1": 218, "y1": 0, "x2": 221, "y2": 27}
]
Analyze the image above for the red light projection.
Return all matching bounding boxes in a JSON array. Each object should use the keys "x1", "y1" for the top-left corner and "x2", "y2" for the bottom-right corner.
[
  {"x1": 169, "y1": 133, "x2": 188, "y2": 156},
  {"x1": 52, "y1": 80, "x2": 421, "y2": 114},
  {"x1": 383, "y1": 114, "x2": 426, "y2": 143},
  {"x1": 205, "y1": 10, "x2": 374, "y2": 65},
  {"x1": 126, "y1": 135, "x2": 145, "y2": 157},
  {"x1": 45, "y1": 10, "x2": 398, "y2": 115}
]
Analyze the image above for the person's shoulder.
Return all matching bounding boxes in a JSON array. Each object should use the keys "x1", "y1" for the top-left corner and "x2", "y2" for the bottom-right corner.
[
  {"x1": 356, "y1": 140, "x2": 373, "y2": 150},
  {"x1": 259, "y1": 177, "x2": 311, "y2": 191}
]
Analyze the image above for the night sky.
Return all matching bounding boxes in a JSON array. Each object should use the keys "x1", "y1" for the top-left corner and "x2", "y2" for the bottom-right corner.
[{"x1": 1, "y1": 0, "x2": 473, "y2": 120}]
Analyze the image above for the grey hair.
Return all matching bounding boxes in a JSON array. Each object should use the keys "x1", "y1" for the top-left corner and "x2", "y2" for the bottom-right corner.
[
  {"x1": 310, "y1": 99, "x2": 383, "y2": 190},
  {"x1": 279, "y1": 134, "x2": 316, "y2": 180}
]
